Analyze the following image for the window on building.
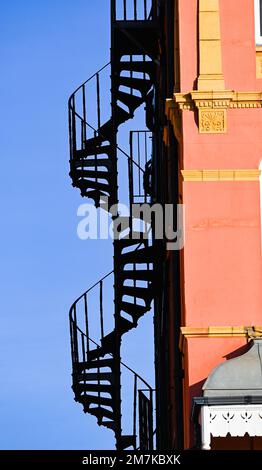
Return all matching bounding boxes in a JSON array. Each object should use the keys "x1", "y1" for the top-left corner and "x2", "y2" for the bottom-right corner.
[{"x1": 255, "y1": 0, "x2": 262, "y2": 45}]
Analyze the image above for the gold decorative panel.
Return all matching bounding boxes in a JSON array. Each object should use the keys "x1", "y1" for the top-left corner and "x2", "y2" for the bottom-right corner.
[{"x1": 199, "y1": 109, "x2": 226, "y2": 133}]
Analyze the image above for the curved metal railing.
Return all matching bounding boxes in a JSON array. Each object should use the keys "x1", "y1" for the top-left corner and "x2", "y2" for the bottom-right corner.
[
  {"x1": 68, "y1": 62, "x2": 147, "y2": 176},
  {"x1": 69, "y1": 270, "x2": 154, "y2": 449},
  {"x1": 68, "y1": 62, "x2": 111, "y2": 161}
]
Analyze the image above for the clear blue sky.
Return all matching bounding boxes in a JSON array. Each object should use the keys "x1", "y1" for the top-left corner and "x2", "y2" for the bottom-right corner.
[{"x1": 0, "y1": 0, "x2": 154, "y2": 450}]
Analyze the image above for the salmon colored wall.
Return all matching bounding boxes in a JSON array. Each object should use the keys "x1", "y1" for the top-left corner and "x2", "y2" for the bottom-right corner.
[
  {"x1": 178, "y1": 0, "x2": 262, "y2": 91},
  {"x1": 183, "y1": 180, "x2": 262, "y2": 326},
  {"x1": 183, "y1": 337, "x2": 249, "y2": 447},
  {"x1": 186, "y1": 338, "x2": 249, "y2": 389},
  {"x1": 182, "y1": 109, "x2": 262, "y2": 169},
  {"x1": 176, "y1": 0, "x2": 262, "y2": 449},
  {"x1": 220, "y1": 0, "x2": 262, "y2": 90}
]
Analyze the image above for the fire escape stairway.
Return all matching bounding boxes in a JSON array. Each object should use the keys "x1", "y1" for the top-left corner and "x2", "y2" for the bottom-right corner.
[
  {"x1": 70, "y1": 270, "x2": 154, "y2": 450},
  {"x1": 89, "y1": 237, "x2": 154, "y2": 362},
  {"x1": 68, "y1": 60, "x2": 155, "y2": 208},
  {"x1": 69, "y1": 137, "x2": 155, "y2": 449},
  {"x1": 68, "y1": 0, "x2": 159, "y2": 451},
  {"x1": 70, "y1": 273, "x2": 119, "y2": 436}
]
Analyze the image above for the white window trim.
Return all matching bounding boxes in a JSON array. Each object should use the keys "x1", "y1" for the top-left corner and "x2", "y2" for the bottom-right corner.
[
  {"x1": 201, "y1": 404, "x2": 262, "y2": 450},
  {"x1": 255, "y1": 0, "x2": 262, "y2": 45}
]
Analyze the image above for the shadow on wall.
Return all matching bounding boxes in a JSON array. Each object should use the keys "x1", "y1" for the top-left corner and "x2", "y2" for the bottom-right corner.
[
  {"x1": 189, "y1": 378, "x2": 206, "y2": 447},
  {"x1": 189, "y1": 342, "x2": 252, "y2": 448},
  {"x1": 222, "y1": 341, "x2": 250, "y2": 360}
]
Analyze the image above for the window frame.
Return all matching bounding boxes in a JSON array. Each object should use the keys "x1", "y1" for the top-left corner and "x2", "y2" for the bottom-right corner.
[{"x1": 255, "y1": 0, "x2": 262, "y2": 45}]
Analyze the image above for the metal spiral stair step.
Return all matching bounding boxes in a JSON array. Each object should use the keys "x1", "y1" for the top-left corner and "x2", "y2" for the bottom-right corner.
[
  {"x1": 72, "y1": 169, "x2": 111, "y2": 181},
  {"x1": 76, "y1": 179, "x2": 110, "y2": 192},
  {"x1": 120, "y1": 300, "x2": 149, "y2": 318},
  {"x1": 120, "y1": 285, "x2": 152, "y2": 303},
  {"x1": 88, "y1": 339, "x2": 114, "y2": 361},
  {"x1": 120, "y1": 245, "x2": 155, "y2": 264},
  {"x1": 114, "y1": 105, "x2": 132, "y2": 124},
  {"x1": 101, "y1": 421, "x2": 116, "y2": 430},
  {"x1": 74, "y1": 145, "x2": 112, "y2": 159},
  {"x1": 79, "y1": 133, "x2": 104, "y2": 150},
  {"x1": 101, "y1": 319, "x2": 134, "y2": 349},
  {"x1": 121, "y1": 269, "x2": 153, "y2": 281},
  {"x1": 88, "y1": 320, "x2": 134, "y2": 361},
  {"x1": 78, "y1": 394, "x2": 114, "y2": 407},
  {"x1": 76, "y1": 189, "x2": 109, "y2": 207},
  {"x1": 96, "y1": 106, "x2": 130, "y2": 142},
  {"x1": 77, "y1": 383, "x2": 113, "y2": 393},
  {"x1": 77, "y1": 188, "x2": 110, "y2": 202},
  {"x1": 117, "y1": 76, "x2": 152, "y2": 94},
  {"x1": 73, "y1": 158, "x2": 112, "y2": 169},
  {"x1": 89, "y1": 407, "x2": 114, "y2": 420},
  {"x1": 77, "y1": 372, "x2": 113, "y2": 382},
  {"x1": 116, "y1": 90, "x2": 143, "y2": 113},
  {"x1": 115, "y1": 236, "x2": 149, "y2": 247},
  {"x1": 76, "y1": 358, "x2": 115, "y2": 372},
  {"x1": 118, "y1": 60, "x2": 155, "y2": 75}
]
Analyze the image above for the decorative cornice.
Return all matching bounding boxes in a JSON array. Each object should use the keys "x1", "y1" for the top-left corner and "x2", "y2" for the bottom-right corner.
[
  {"x1": 181, "y1": 326, "x2": 262, "y2": 337},
  {"x1": 179, "y1": 326, "x2": 262, "y2": 352},
  {"x1": 181, "y1": 169, "x2": 261, "y2": 182},
  {"x1": 166, "y1": 1, "x2": 262, "y2": 134},
  {"x1": 166, "y1": 91, "x2": 262, "y2": 134},
  {"x1": 168, "y1": 91, "x2": 262, "y2": 111}
]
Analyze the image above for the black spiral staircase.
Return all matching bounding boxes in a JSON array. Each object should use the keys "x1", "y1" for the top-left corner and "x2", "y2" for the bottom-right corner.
[
  {"x1": 70, "y1": 267, "x2": 154, "y2": 450},
  {"x1": 68, "y1": 0, "x2": 159, "y2": 450},
  {"x1": 68, "y1": 57, "x2": 154, "y2": 208}
]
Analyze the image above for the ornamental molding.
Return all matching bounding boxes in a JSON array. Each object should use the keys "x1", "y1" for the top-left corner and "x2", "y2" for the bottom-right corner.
[
  {"x1": 201, "y1": 404, "x2": 262, "y2": 450},
  {"x1": 166, "y1": 91, "x2": 262, "y2": 134},
  {"x1": 166, "y1": 91, "x2": 262, "y2": 112},
  {"x1": 181, "y1": 325, "x2": 262, "y2": 338},
  {"x1": 179, "y1": 326, "x2": 262, "y2": 352},
  {"x1": 181, "y1": 169, "x2": 261, "y2": 182},
  {"x1": 166, "y1": 1, "x2": 262, "y2": 135}
]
